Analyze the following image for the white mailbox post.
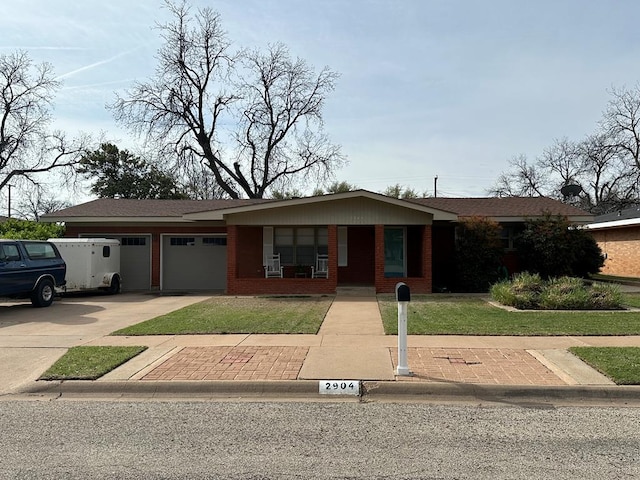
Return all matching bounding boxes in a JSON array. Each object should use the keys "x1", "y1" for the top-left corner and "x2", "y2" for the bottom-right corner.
[{"x1": 395, "y1": 282, "x2": 411, "y2": 376}]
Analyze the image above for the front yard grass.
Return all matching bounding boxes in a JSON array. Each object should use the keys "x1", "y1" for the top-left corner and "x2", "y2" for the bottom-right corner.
[
  {"x1": 39, "y1": 346, "x2": 147, "y2": 380},
  {"x1": 569, "y1": 347, "x2": 640, "y2": 385},
  {"x1": 112, "y1": 296, "x2": 332, "y2": 335},
  {"x1": 379, "y1": 295, "x2": 640, "y2": 336},
  {"x1": 623, "y1": 293, "x2": 640, "y2": 309}
]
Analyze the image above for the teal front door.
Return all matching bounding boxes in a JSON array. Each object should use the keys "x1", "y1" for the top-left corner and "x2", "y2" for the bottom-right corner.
[{"x1": 384, "y1": 227, "x2": 406, "y2": 277}]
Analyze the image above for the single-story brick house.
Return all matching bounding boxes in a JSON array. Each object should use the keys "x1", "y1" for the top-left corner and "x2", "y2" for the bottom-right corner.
[
  {"x1": 43, "y1": 190, "x2": 592, "y2": 294},
  {"x1": 584, "y1": 206, "x2": 640, "y2": 278}
]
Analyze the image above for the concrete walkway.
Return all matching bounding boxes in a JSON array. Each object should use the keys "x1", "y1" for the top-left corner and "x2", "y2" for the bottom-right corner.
[{"x1": 301, "y1": 296, "x2": 394, "y2": 380}]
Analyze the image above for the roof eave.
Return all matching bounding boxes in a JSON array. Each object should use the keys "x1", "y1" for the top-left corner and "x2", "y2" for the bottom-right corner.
[
  {"x1": 41, "y1": 216, "x2": 201, "y2": 223},
  {"x1": 466, "y1": 215, "x2": 594, "y2": 223},
  {"x1": 584, "y1": 218, "x2": 640, "y2": 230}
]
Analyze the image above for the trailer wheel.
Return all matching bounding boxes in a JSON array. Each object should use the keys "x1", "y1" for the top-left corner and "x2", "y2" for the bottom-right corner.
[
  {"x1": 107, "y1": 275, "x2": 121, "y2": 295},
  {"x1": 31, "y1": 278, "x2": 55, "y2": 307}
]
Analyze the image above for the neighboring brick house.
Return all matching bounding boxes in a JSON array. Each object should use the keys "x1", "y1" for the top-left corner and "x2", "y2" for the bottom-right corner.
[
  {"x1": 43, "y1": 191, "x2": 592, "y2": 294},
  {"x1": 584, "y1": 206, "x2": 640, "y2": 278}
]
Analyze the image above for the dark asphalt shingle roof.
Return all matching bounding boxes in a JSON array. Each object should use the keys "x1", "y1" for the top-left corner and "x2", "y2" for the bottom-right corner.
[
  {"x1": 44, "y1": 195, "x2": 591, "y2": 219},
  {"x1": 410, "y1": 196, "x2": 591, "y2": 217},
  {"x1": 43, "y1": 198, "x2": 271, "y2": 217},
  {"x1": 594, "y1": 205, "x2": 640, "y2": 223}
]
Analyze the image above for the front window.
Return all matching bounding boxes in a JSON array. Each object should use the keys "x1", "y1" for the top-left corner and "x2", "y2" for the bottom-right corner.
[
  {"x1": 274, "y1": 227, "x2": 328, "y2": 265},
  {"x1": 501, "y1": 227, "x2": 516, "y2": 251}
]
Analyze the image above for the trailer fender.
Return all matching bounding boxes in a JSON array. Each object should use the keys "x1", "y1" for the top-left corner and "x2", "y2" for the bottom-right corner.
[{"x1": 102, "y1": 273, "x2": 121, "y2": 294}]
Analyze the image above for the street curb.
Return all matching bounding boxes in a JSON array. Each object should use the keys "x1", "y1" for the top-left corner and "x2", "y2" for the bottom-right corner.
[
  {"x1": 18, "y1": 380, "x2": 640, "y2": 405},
  {"x1": 362, "y1": 381, "x2": 640, "y2": 405},
  {"x1": 22, "y1": 380, "x2": 320, "y2": 397}
]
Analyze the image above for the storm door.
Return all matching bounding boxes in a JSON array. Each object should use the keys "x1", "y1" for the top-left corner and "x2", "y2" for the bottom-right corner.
[{"x1": 384, "y1": 227, "x2": 406, "y2": 277}]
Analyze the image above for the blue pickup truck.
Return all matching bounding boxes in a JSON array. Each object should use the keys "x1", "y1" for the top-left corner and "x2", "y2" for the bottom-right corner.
[{"x1": 0, "y1": 239, "x2": 66, "y2": 307}]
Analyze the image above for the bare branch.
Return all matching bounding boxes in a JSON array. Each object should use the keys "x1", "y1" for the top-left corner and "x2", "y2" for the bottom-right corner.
[
  {"x1": 110, "y1": 2, "x2": 345, "y2": 199},
  {"x1": 0, "y1": 51, "x2": 89, "y2": 196}
]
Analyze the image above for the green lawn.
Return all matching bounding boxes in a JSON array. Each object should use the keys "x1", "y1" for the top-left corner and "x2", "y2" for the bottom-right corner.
[
  {"x1": 378, "y1": 295, "x2": 640, "y2": 336},
  {"x1": 623, "y1": 293, "x2": 640, "y2": 309},
  {"x1": 112, "y1": 296, "x2": 333, "y2": 335},
  {"x1": 40, "y1": 346, "x2": 147, "y2": 380},
  {"x1": 570, "y1": 347, "x2": 640, "y2": 385}
]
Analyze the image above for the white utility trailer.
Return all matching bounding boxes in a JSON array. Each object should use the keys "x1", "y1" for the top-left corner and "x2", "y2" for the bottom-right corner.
[{"x1": 49, "y1": 238, "x2": 122, "y2": 294}]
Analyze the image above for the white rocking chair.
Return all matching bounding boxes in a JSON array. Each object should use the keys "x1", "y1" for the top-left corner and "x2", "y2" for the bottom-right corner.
[
  {"x1": 311, "y1": 254, "x2": 329, "y2": 278},
  {"x1": 264, "y1": 253, "x2": 284, "y2": 278}
]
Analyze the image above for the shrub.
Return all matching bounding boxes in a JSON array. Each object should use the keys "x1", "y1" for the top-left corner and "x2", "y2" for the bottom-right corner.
[
  {"x1": 516, "y1": 214, "x2": 604, "y2": 279},
  {"x1": 539, "y1": 277, "x2": 590, "y2": 310},
  {"x1": 0, "y1": 219, "x2": 64, "y2": 240},
  {"x1": 589, "y1": 283, "x2": 624, "y2": 310},
  {"x1": 490, "y1": 274, "x2": 624, "y2": 310},
  {"x1": 453, "y1": 217, "x2": 504, "y2": 292},
  {"x1": 491, "y1": 272, "x2": 543, "y2": 309}
]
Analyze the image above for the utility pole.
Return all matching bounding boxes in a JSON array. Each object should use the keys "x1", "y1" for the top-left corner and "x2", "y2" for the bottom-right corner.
[
  {"x1": 7, "y1": 184, "x2": 12, "y2": 218},
  {"x1": 434, "y1": 176, "x2": 438, "y2": 198}
]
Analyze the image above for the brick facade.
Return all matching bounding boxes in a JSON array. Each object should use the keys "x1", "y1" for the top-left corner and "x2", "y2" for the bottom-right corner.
[
  {"x1": 64, "y1": 217, "x2": 433, "y2": 295},
  {"x1": 373, "y1": 224, "x2": 432, "y2": 294},
  {"x1": 48, "y1": 193, "x2": 595, "y2": 295},
  {"x1": 592, "y1": 226, "x2": 640, "y2": 278}
]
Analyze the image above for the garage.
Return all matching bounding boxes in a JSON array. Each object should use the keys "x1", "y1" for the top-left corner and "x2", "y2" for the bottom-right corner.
[
  {"x1": 81, "y1": 234, "x2": 151, "y2": 292},
  {"x1": 161, "y1": 235, "x2": 227, "y2": 291}
]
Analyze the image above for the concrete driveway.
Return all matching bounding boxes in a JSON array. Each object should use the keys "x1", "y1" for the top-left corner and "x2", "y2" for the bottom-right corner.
[{"x1": 0, "y1": 293, "x2": 210, "y2": 394}]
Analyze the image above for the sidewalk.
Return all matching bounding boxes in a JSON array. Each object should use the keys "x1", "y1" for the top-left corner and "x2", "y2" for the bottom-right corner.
[{"x1": 14, "y1": 294, "x2": 640, "y2": 403}]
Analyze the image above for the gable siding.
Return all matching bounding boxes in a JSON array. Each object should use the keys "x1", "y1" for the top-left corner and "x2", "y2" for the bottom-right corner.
[{"x1": 225, "y1": 197, "x2": 433, "y2": 226}]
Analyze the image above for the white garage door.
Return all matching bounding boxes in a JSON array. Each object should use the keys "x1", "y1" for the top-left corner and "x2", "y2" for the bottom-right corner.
[
  {"x1": 82, "y1": 234, "x2": 151, "y2": 291},
  {"x1": 162, "y1": 235, "x2": 227, "y2": 291}
]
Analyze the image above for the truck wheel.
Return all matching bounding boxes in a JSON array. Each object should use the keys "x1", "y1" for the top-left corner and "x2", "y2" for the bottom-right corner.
[
  {"x1": 107, "y1": 276, "x2": 121, "y2": 295},
  {"x1": 31, "y1": 278, "x2": 55, "y2": 307}
]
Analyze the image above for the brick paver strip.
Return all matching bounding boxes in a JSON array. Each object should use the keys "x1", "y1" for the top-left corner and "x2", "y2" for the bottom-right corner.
[
  {"x1": 142, "y1": 346, "x2": 309, "y2": 381},
  {"x1": 143, "y1": 346, "x2": 566, "y2": 385},
  {"x1": 391, "y1": 348, "x2": 567, "y2": 385}
]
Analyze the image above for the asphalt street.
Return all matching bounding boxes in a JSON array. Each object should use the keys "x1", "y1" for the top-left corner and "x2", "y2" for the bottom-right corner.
[{"x1": 1, "y1": 400, "x2": 639, "y2": 479}]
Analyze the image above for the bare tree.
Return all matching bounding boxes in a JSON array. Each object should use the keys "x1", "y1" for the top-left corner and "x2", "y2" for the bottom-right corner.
[
  {"x1": 489, "y1": 136, "x2": 640, "y2": 214},
  {"x1": 178, "y1": 152, "x2": 230, "y2": 199},
  {"x1": 0, "y1": 51, "x2": 89, "y2": 195},
  {"x1": 577, "y1": 133, "x2": 639, "y2": 213},
  {"x1": 13, "y1": 184, "x2": 70, "y2": 221},
  {"x1": 601, "y1": 84, "x2": 640, "y2": 169},
  {"x1": 111, "y1": 0, "x2": 345, "y2": 199},
  {"x1": 489, "y1": 154, "x2": 547, "y2": 197}
]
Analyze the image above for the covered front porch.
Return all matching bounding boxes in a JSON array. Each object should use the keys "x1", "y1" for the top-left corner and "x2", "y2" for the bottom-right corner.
[
  {"x1": 225, "y1": 223, "x2": 433, "y2": 295},
  {"x1": 187, "y1": 191, "x2": 456, "y2": 296}
]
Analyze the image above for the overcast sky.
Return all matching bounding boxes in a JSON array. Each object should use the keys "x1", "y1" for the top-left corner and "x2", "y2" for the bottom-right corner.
[{"x1": 3, "y1": 0, "x2": 640, "y2": 202}]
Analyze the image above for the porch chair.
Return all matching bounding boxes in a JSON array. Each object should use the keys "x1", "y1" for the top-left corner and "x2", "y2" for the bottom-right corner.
[
  {"x1": 264, "y1": 253, "x2": 284, "y2": 278},
  {"x1": 311, "y1": 254, "x2": 329, "y2": 279}
]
